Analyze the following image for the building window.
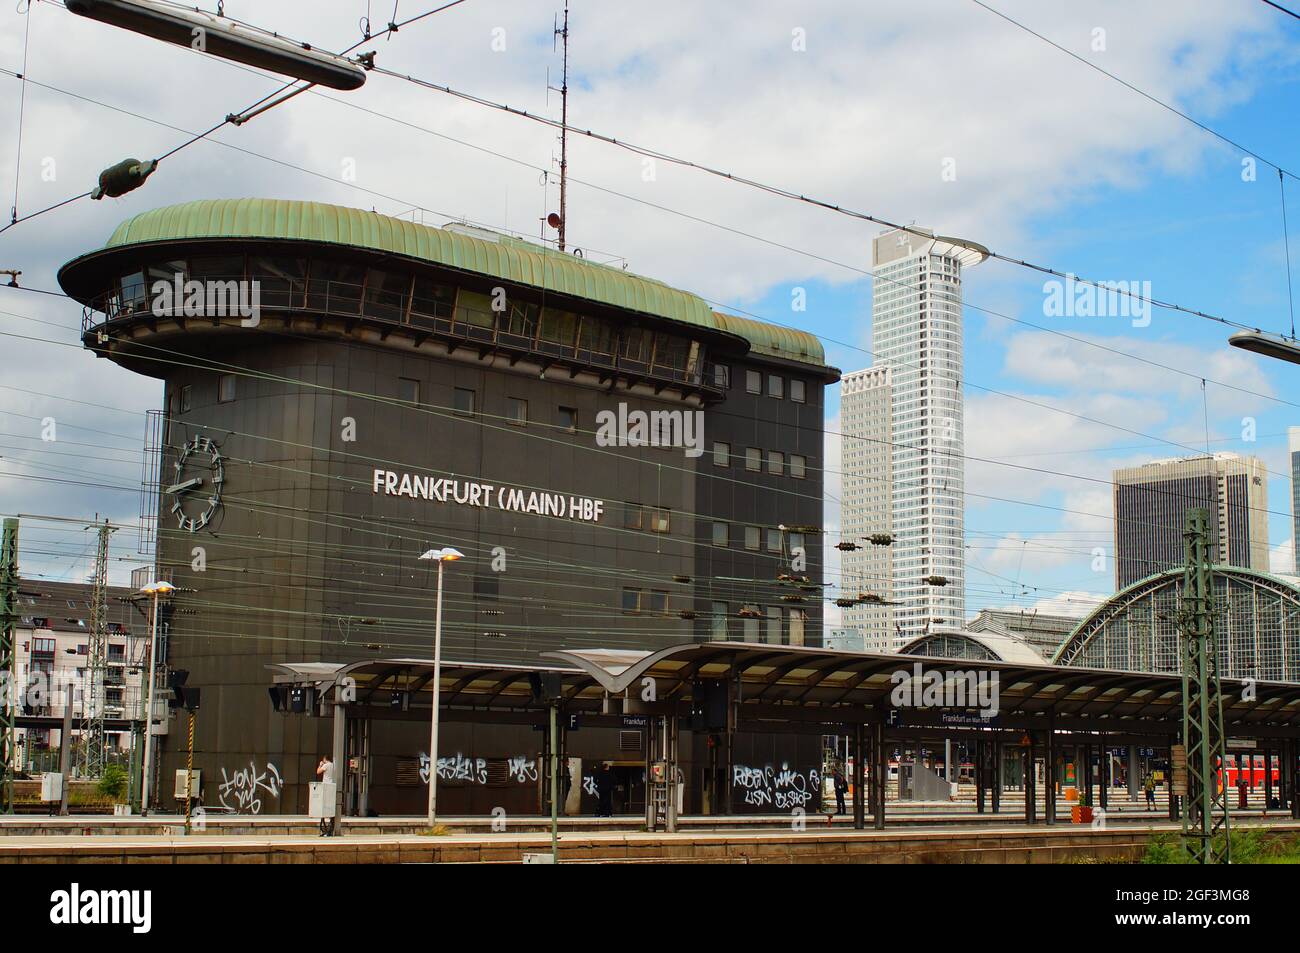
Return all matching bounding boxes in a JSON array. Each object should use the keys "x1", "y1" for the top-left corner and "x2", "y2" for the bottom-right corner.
[
  {"x1": 767, "y1": 451, "x2": 784, "y2": 476},
  {"x1": 713, "y1": 365, "x2": 730, "y2": 389},
  {"x1": 180, "y1": 384, "x2": 192, "y2": 413},
  {"x1": 744, "y1": 527, "x2": 760, "y2": 551},
  {"x1": 453, "y1": 387, "x2": 475, "y2": 415},
  {"x1": 766, "y1": 606, "x2": 783, "y2": 644},
  {"x1": 790, "y1": 454, "x2": 807, "y2": 479},
  {"x1": 624, "y1": 588, "x2": 668, "y2": 615},
  {"x1": 745, "y1": 447, "x2": 761, "y2": 471},
  {"x1": 790, "y1": 379, "x2": 806, "y2": 403},
  {"x1": 218, "y1": 374, "x2": 236, "y2": 403},
  {"x1": 558, "y1": 406, "x2": 577, "y2": 433},
  {"x1": 711, "y1": 602, "x2": 729, "y2": 640},
  {"x1": 712, "y1": 522, "x2": 728, "y2": 547},
  {"x1": 766, "y1": 528, "x2": 782, "y2": 553},
  {"x1": 398, "y1": 377, "x2": 419, "y2": 405},
  {"x1": 647, "y1": 508, "x2": 671, "y2": 533},
  {"x1": 713, "y1": 441, "x2": 730, "y2": 467},
  {"x1": 742, "y1": 607, "x2": 760, "y2": 642},
  {"x1": 624, "y1": 503, "x2": 643, "y2": 530},
  {"x1": 790, "y1": 532, "x2": 805, "y2": 556},
  {"x1": 788, "y1": 608, "x2": 806, "y2": 646},
  {"x1": 768, "y1": 374, "x2": 784, "y2": 399},
  {"x1": 506, "y1": 397, "x2": 528, "y2": 426},
  {"x1": 746, "y1": 370, "x2": 761, "y2": 394}
]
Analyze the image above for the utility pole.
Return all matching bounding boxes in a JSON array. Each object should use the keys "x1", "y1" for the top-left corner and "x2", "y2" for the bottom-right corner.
[
  {"x1": 0, "y1": 518, "x2": 18, "y2": 814},
  {"x1": 82, "y1": 519, "x2": 116, "y2": 778},
  {"x1": 553, "y1": 0, "x2": 570, "y2": 252},
  {"x1": 1180, "y1": 507, "x2": 1231, "y2": 863}
]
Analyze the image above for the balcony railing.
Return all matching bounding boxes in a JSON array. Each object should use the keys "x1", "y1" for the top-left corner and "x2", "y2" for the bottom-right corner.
[{"x1": 83, "y1": 274, "x2": 726, "y2": 398}]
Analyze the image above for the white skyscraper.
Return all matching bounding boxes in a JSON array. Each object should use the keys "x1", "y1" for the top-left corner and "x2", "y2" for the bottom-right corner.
[
  {"x1": 839, "y1": 366, "x2": 893, "y2": 651},
  {"x1": 843, "y1": 226, "x2": 986, "y2": 647}
]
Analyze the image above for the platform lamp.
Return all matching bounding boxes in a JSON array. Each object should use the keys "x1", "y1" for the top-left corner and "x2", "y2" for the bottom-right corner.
[
  {"x1": 419, "y1": 547, "x2": 464, "y2": 828},
  {"x1": 137, "y1": 579, "x2": 174, "y2": 815}
]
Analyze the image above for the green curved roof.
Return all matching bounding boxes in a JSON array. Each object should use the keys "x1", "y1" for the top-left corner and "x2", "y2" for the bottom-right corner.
[
  {"x1": 714, "y1": 310, "x2": 825, "y2": 365},
  {"x1": 97, "y1": 197, "x2": 718, "y2": 325},
  {"x1": 79, "y1": 198, "x2": 828, "y2": 368}
]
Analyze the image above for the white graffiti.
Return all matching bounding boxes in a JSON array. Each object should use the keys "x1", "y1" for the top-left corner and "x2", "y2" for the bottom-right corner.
[
  {"x1": 582, "y1": 775, "x2": 599, "y2": 796},
  {"x1": 217, "y1": 760, "x2": 283, "y2": 814},
  {"x1": 419, "y1": 752, "x2": 487, "y2": 785},
  {"x1": 507, "y1": 757, "x2": 539, "y2": 784},
  {"x1": 415, "y1": 753, "x2": 545, "y2": 785},
  {"x1": 732, "y1": 764, "x2": 820, "y2": 810}
]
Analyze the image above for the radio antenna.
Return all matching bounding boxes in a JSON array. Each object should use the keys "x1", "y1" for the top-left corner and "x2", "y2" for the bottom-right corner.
[{"x1": 551, "y1": 0, "x2": 570, "y2": 251}]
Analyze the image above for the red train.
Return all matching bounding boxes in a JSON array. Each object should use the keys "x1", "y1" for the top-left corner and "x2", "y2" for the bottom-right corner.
[{"x1": 1218, "y1": 755, "x2": 1281, "y2": 790}]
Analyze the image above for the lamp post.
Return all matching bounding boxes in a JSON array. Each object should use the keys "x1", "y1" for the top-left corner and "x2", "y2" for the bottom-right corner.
[
  {"x1": 419, "y1": 547, "x2": 463, "y2": 828},
  {"x1": 137, "y1": 580, "x2": 174, "y2": 815}
]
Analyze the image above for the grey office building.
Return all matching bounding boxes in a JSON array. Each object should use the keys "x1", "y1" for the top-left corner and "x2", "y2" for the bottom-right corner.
[{"x1": 1113, "y1": 453, "x2": 1270, "y2": 590}]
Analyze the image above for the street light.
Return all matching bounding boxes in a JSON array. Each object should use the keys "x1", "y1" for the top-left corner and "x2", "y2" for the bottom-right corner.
[
  {"x1": 65, "y1": 0, "x2": 368, "y2": 90},
  {"x1": 1227, "y1": 330, "x2": 1300, "y2": 365},
  {"x1": 418, "y1": 547, "x2": 463, "y2": 827},
  {"x1": 137, "y1": 579, "x2": 174, "y2": 815}
]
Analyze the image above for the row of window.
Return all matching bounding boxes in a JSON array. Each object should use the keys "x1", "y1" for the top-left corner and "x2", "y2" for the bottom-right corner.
[
  {"x1": 710, "y1": 524, "x2": 806, "y2": 554},
  {"x1": 710, "y1": 602, "x2": 808, "y2": 645},
  {"x1": 114, "y1": 257, "x2": 709, "y2": 385},
  {"x1": 726, "y1": 367, "x2": 808, "y2": 403},
  {"x1": 712, "y1": 442, "x2": 808, "y2": 479}
]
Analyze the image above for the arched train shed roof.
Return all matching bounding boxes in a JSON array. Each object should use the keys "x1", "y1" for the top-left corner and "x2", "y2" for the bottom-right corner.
[
  {"x1": 898, "y1": 629, "x2": 1047, "y2": 665},
  {"x1": 1053, "y1": 566, "x2": 1300, "y2": 681}
]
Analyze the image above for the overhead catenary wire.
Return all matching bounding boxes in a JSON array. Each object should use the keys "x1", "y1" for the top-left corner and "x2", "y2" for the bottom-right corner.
[
  {"x1": 364, "y1": 63, "x2": 1285, "y2": 337},
  {"x1": 3, "y1": 302, "x2": 1296, "y2": 549},
  {"x1": 3, "y1": 63, "x2": 1297, "y2": 443},
  {"x1": 968, "y1": 0, "x2": 1300, "y2": 184},
  {"x1": 0, "y1": 300, "x2": 1293, "y2": 569},
  {"x1": 1259, "y1": 0, "x2": 1300, "y2": 20},
  {"x1": 0, "y1": 0, "x2": 470, "y2": 237},
  {"x1": 1281, "y1": 170, "x2": 1297, "y2": 340},
  {"x1": 0, "y1": 11, "x2": 1284, "y2": 621},
  {"x1": 9, "y1": 0, "x2": 34, "y2": 225}
]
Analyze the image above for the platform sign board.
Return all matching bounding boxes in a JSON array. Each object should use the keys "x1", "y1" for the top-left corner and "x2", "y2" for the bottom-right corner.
[{"x1": 1170, "y1": 744, "x2": 1188, "y2": 796}]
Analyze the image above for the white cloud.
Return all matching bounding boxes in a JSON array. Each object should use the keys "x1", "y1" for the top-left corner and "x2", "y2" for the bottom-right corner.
[
  {"x1": 1272, "y1": 537, "x2": 1295, "y2": 576},
  {"x1": 996, "y1": 590, "x2": 1107, "y2": 620}
]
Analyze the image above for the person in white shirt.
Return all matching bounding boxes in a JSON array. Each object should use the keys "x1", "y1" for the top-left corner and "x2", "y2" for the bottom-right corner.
[{"x1": 316, "y1": 756, "x2": 336, "y2": 835}]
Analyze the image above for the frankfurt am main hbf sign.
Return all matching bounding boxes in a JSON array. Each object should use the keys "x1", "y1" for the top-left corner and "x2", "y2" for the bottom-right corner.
[{"x1": 371, "y1": 468, "x2": 606, "y2": 523}]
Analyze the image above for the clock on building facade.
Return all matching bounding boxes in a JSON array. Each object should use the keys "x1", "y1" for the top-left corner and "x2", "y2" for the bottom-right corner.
[{"x1": 166, "y1": 434, "x2": 224, "y2": 532}]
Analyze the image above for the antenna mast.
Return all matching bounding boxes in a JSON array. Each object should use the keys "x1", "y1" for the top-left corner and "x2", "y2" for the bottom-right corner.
[{"x1": 554, "y1": 0, "x2": 570, "y2": 252}]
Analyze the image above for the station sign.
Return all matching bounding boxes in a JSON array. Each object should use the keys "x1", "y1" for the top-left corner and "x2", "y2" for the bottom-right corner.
[{"x1": 372, "y1": 468, "x2": 604, "y2": 523}]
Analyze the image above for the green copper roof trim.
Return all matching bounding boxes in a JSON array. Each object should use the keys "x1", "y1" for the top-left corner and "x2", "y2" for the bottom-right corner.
[
  {"x1": 85, "y1": 198, "x2": 828, "y2": 368},
  {"x1": 713, "y1": 311, "x2": 825, "y2": 365}
]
